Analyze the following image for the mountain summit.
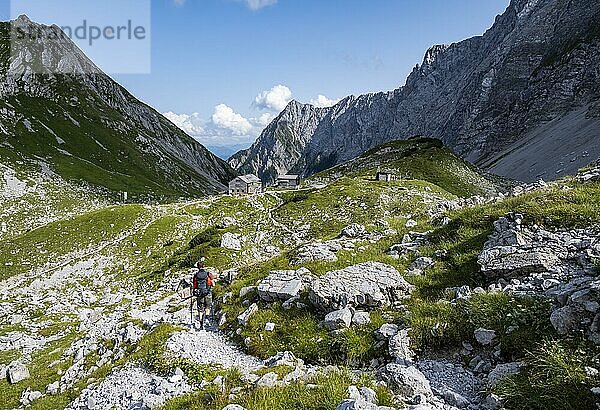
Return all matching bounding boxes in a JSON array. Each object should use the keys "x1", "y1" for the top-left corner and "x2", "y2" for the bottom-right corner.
[
  {"x1": 0, "y1": 16, "x2": 235, "y2": 197},
  {"x1": 230, "y1": 0, "x2": 600, "y2": 183}
]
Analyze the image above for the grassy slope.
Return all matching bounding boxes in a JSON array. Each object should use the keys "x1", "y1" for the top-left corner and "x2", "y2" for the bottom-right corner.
[
  {"x1": 314, "y1": 137, "x2": 510, "y2": 197},
  {"x1": 0, "y1": 22, "x2": 233, "y2": 199},
  {"x1": 1, "y1": 139, "x2": 598, "y2": 409}
]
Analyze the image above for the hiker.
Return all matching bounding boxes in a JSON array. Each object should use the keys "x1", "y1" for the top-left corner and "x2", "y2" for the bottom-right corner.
[{"x1": 192, "y1": 261, "x2": 214, "y2": 328}]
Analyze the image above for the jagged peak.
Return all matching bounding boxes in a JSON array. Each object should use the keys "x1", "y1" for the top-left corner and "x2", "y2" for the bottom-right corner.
[
  {"x1": 422, "y1": 44, "x2": 451, "y2": 67},
  {"x1": 4, "y1": 14, "x2": 103, "y2": 78},
  {"x1": 13, "y1": 14, "x2": 33, "y2": 24}
]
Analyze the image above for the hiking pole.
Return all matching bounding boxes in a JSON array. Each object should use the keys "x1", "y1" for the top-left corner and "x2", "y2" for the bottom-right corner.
[{"x1": 177, "y1": 279, "x2": 195, "y2": 326}]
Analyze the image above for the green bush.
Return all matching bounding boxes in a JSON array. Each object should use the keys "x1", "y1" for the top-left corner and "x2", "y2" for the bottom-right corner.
[{"x1": 495, "y1": 340, "x2": 599, "y2": 410}]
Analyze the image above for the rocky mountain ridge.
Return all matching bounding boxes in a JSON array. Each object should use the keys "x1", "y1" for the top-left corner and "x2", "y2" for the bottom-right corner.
[
  {"x1": 230, "y1": 0, "x2": 600, "y2": 184},
  {"x1": 0, "y1": 16, "x2": 235, "y2": 197}
]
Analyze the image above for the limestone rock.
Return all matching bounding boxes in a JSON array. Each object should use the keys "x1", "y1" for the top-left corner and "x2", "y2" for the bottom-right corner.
[
  {"x1": 388, "y1": 329, "x2": 414, "y2": 363},
  {"x1": 474, "y1": 328, "x2": 497, "y2": 346},
  {"x1": 487, "y1": 362, "x2": 525, "y2": 388},
  {"x1": 352, "y1": 311, "x2": 372, "y2": 326},
  {"x1": 379, "y1": 363, "x2": 433, "y2": 399},
  {"x1": 549, "y1": 279, "x2": 600, "y2": 343},
  {"x1": 324, "y1": 308, "x2": 353, "y2": 331},
  {"x1": 221, "y1": 233, "x2": 242, "y2": 251},
  {"x1": 375, "y1": 324, "x2": 399, "y2": 341},
  {"x1": 257, "y1": 269, "x2": 312, "y2": 302},
  {"x1": 342, "y1": 224, "x2": 367, "y2": 238},
  {"x1": 309, "y1": 262, "x2": 413, "y2": 311},
  {"x1": 294, "y1": 242, "x2": 339, "y2": 265},
  {"x1": 265, "y1": 351, "x2": 301, "y2": 368},
  {"x1": 7, "y1": 362, "x2": 29, "y2": 384},
  {"x1": 237, "y1": 304, "x2": 259, "y2": 326},
  {"x1": 256, "y1": 372, "x2": 278, "y2": 388}
]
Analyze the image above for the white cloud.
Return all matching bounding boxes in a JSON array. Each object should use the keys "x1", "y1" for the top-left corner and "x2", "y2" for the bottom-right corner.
[
  {"x1": 211, "y1": 104, "x2": 253, "y2": 135},
  {"x1": 164, "y1": 111, "x2": 204, "y2": 135},
  {"x1": 172, "y1": 0, "x2": 186, "y2": 6},
  {"x1": 245, "y1": 0, "x2": 278, "y2": 10},
  {"x1": 254, "y1": 84, "x2": 293, "y2": 112},
  {"x1": 164, "y1": 104, "x2": 267, "y2": 147},
  {"x1": 256, "y1": 112, "x2": 274, "y2": 126},
  {"x1": 309, "y1": 94, "x2": 341, "y2": 108}
]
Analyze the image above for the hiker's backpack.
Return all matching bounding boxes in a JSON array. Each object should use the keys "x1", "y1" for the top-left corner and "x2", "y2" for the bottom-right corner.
[{"x1": 193, "y1": 269, "x2": 213, "y2": 295}]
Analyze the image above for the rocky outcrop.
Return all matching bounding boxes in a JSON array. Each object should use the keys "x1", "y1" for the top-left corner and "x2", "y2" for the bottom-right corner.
[
  {"x1": 66, "y1": 365, "x2": 191, "y2": 410},
  {"x1": 221, "y1": 233, "x2": 243, "y2": 251},
  {"x1": 7, "y1": 362, "x2": 29, "y2": 384},
  {"x1": 293, "y1": 242, "x2": 340, "y2": 265},
  {"x1": 336, "y1": 386, "x2": 394, "y2": 410},
  {"x1": 323, "y1": 308, "x2": 354, "y2": 331},
  {"x1": 478, "y1": 213, "x2": 600, "y2": 343},
  {"x1": 308, "y1": 262, "x2": 413, "y2": 311},
  {"x1": 379, "y1": 364, "x2": 433, "y2": 400},
  {"x1": 478, "y1": 213, "x2": 599, "y2": 287},
  {"x1": 257, "y1": 269, "x2": 313, "y2": 302},
  {"x1": 231, "y1": 0, "x2": 600, "y2": 183},
  {"x1": 549, "y1": 278, "x2": 600, "y2": 343}
]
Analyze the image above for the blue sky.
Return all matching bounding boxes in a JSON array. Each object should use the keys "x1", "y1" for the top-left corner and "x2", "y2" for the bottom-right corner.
[{"x1": 6, "y1": 0, "x2": 510, "y2": 151}]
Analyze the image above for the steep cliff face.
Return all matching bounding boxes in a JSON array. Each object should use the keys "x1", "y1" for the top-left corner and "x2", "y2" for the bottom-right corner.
[
  {"x1": 230, "y1": 0, "x2": 600, "y2": 183},
  {"x1": 0, "y1": 16, "x2": 235, "y2": 197},
  {"x1": 229, "y1": 101, "x2": 329, "y2": 183}
]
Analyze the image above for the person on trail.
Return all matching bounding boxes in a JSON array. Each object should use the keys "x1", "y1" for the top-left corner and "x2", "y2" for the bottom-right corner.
[{"x1": 192, "y1": 261, "x2": 214, "y2": 328}]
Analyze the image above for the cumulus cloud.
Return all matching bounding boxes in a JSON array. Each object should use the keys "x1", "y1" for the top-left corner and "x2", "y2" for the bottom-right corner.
[
  {"x1": 309, "y1": 94, "x2": 341, "y2": 108},
  {"x1": 164, "y1": 104, "x2": 268, "y2": 147},
  {"x1": 211, "y1": 104, "x2": 253, "y2": 135},
  {"x1": 254, "y1": 84, "x2": 293, "y2": 112},
  {"x1": 163, "y1": 112, "x2": 204, "y2": 135},
  {"x1": 244, "y1": 0, "x2": 278, "y2": 10},
  {"x1": 256, "y1": 112, "x2": 275, "y2": 126}
]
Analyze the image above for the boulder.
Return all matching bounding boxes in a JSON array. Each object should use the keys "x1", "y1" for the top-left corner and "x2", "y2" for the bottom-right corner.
[
  {"x1": 7, "y1": 362, "x2": 29, "y2": 384},
  {"x1": 342, "y1": 224, "x2": 367, "y2": 238},
  {"x1": 336, "y1": 399, "x2": 379, "y2": 410},
  {"x1": 221, "y1": 233, "x2": 242, "y2": 251},
  {"x1": 388, "y1": 329, "x2": 414, "y2": 363},
  {"x1": 20, "y1": 390, "x2": 42, "y2": 406},
  {"x1": 294, "y1": 242, "x2": 339, "y2": 265},
  {"x1": 479, "y1": 249, "x2": 561, "y2": 278},
  {"x1": 352, "y1": 311, "x2": 372, "y2": 326},
  {"x1": 379, "y1": 363, "x2": 432, "y2": 399},
  {"x1": 324, "y1": 308, "x2": 353, "y2": 331},
  {"x1": 474, "y1": 328, "x2": 497, "y2": 346},
  {"x1": 477, "y1": 214, "x2": 599, "y2": 283},
  {"x1": 406, "y1": 219, "x2": 418, "y2": 228},
  {"x1": 336, "y1": 385, "x2": 383, "y2": 410},
  {"x1": 237, "y1": 303, "x2": 259, "y2": 326},
  {"x1": 375, "y1": 324, "x2": 399, "y2": 341},
  {"x1": 223, "y1": 405, "x2": 246, "y2": 410},
  {"x1": 408, "y1": 257, "x2": 434, "y2": 275},
  {"x1": 239, "y1": 286, "x2": 256, "y2": 298},
  {"x1": 549, "y1": 279, "x2": 600, "y2": 343},
  {"x1": 309, "y1": 262, "x2": 413, "y2": 311},
  {"x1": 46, "y1": 381, "x2": 60, "y2": 395},
  {"x1": 257, "y1": 270, "x2": 311, "y2": 302},
  {"x1": 487, "y1": 362, "x2": 525, "y2": 388},
  {"x1": 256, "y1": 372, "x2": 278, "y2": 388},
  {"x1": 443, "y1": 390, "x2": 470, "y2": 408},
  {"x1": 265, "y1": 351, "x2": 300, "y2": 368}
]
